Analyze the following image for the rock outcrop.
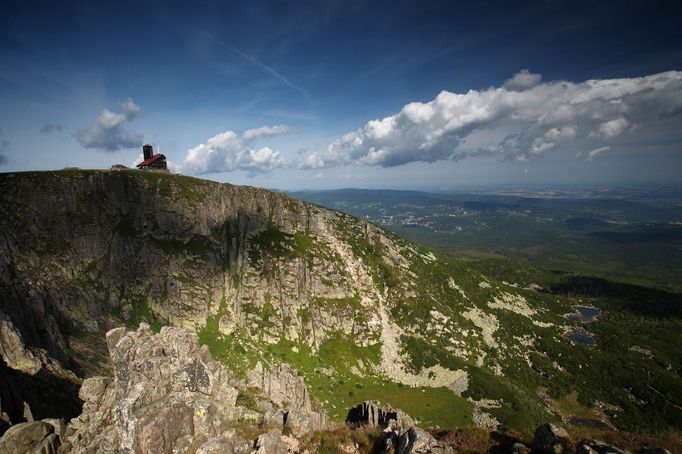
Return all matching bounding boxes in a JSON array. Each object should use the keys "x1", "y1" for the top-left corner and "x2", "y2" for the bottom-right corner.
[
  {"x1": 247, "y1": 362, "x2": 312, "y2": 412},
  {"x1": 346, "y1": 401, "x2": 453, "y2": 454},
  {"x1": 56, "y1": 324, "x2": 327, "y2": 453},
  {"x1": 0, "y1": 421, "x2": 60, "y2": 453},
  {"x1": 533, "y1": 423, "x2": 570, "y2": 454}
]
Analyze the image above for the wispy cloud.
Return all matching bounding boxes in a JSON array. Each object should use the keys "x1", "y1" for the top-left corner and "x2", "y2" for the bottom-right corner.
[
  {"x1": 242, "y1": 124, "x2": 289, "y2": 141},
  {"x1": 199, "y1": 31, "x2": 310, "y2": 99},
  {"x1": 577, "y1": 146, "x2": 610, "y2": 161}
]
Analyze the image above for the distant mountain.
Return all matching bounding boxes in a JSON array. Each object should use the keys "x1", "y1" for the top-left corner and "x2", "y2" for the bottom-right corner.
[
  {"x1": 293, "y1": 188, "x2": 682, "y2": 291},
  {"x1": 0, "y1": 170, "x2": 680, "y2": 450}
]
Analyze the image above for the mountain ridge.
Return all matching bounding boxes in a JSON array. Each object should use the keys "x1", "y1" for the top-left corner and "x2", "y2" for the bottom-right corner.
[{"x1": 1, "y1": 169, "x2": 680, "y2": 441}]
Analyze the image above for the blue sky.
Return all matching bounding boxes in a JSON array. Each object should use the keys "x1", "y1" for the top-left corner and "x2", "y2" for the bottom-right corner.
[{"x1": 2, "y1": 1, "x2": 682, "y2": 189}]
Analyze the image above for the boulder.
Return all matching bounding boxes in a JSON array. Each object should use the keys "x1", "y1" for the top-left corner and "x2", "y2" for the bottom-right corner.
[
  {"x1": 285, "y1": 408, "x2": 328, "y2": 437},
  {"x1": 578, "y1": 439, "x2": 631, "y2": 454},
  {"x1": 512, "y1": 442, "x2": 531, "y2": 453},
  {"x1": 533, "y1": 423, "x2": 570, "y2": 454},
  {"x1": 578, "y1": 444, "x2": 599, "y2": 454},
  {"x1": 59, "y1": 325, "x2": 326, "y2": 452},
  {"x1": 0, "y1": 421, "x2": 58, "y2": 453},
  {"x1": 255, "y1": 429, "x2": 288, "y2": 454},
  {"x1": 62, "y1": 325, "x2": 245, "y2": 453},
  {"x1": 41, "y1": 419, "x2": 66, "y2": 439}
]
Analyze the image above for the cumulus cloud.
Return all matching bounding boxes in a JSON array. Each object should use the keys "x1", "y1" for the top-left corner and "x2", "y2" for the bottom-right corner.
[
  {"x1": 503, "y1": 69, "x2": 542, "y2": 91},
  {"x1": 182, "y1": 126, "x2": 289, "y2": 176},
  {"x1": 588, "y1": 117, "x2": 630, "y2": 140},
  {"x1": 40, "y1": 123, "x2": 65, "y2": 134},
  {"x1": 75, "y1": 98, "x2": 143, "y2": 151},
  {"x1": 302, "y1": 71, "x2": 682, "y2": 169}
]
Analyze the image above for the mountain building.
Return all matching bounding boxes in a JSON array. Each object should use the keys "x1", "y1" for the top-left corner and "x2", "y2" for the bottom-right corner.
[{"x1": 136, "y1": 144, "x2": 168, "y2": 171}]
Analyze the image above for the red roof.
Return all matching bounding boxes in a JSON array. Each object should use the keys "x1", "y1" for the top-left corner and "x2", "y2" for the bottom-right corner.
[{"x1": 137, "y1": 153, "x2": 165, "y2": 167}]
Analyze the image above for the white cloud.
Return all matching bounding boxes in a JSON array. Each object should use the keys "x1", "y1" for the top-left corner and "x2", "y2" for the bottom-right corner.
[
  {"x1": 242, "y1": 124, "x2": 289, "y2": 141},
  {"x1": 302, "y1": 71, "x2": 682, "y2": 169},
  {"x1": 182, "y1": 126, "x2": 288, "y2": 176},
  {"x1": 588, "y1": 117, "x2": 630, "y2": 140},
  {"x1": 75, "y1": 98, "x2": 143, "y2": 152},
  {"x1": 503, "y1": 69, "x2": 542, "y2": 91},
  {"x1": 578, "y1": 146, "x2": 610, "y2": 161}
]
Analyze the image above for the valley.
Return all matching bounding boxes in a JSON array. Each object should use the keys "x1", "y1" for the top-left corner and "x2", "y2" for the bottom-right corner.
[
  {"x1": 294, "y1": 188, "x2": 682, "y2": 292},
  {"x1": 0, "y1": 170, "x2": 680, "y2": 452}
]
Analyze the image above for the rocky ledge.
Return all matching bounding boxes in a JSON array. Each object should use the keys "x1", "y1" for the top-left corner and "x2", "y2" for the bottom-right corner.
[
  {"x1": 0, "y1": 324, "x2": 330, "y2": 453},
  {"x1": 0, "y1": 324, "x2": 450, "y2": 453}
]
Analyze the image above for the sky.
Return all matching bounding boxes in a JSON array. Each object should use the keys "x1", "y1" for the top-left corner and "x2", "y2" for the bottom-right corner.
[{"x1": 1, "y1": 0, "x2": 682, "y2": 190}]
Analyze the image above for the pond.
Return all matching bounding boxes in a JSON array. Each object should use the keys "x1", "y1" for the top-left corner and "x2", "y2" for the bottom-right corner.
[
  {"x1": 566, "y1": 305, "x2": 601, "y2": 323},
  {"x1": 566, "y1": 327, "x2": 597, "y2": 346}
]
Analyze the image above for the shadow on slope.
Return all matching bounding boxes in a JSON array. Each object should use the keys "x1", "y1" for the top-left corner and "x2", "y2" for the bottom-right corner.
[{"x1": 0, "y1": 359, "x2": 82, "y2": 435}]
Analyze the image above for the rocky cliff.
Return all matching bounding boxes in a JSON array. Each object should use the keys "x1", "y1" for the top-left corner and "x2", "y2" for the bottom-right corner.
[{"x1": 1, "y1": 169, "x2": 680, "y2": 439}]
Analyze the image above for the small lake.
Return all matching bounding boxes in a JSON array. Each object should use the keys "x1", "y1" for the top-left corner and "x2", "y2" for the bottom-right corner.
[
  {"x1": 566, "y1": 327, "x2": 596, "y2": 346},
  {"x1": 564, "y1": 306, "x2": 600, "y2": 346},
  {"x1": 566, "y1": 306, "x2": 601, "y2": 323}
]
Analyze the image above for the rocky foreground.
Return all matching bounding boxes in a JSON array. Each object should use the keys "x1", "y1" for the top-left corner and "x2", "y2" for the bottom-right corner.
[
  {"x1": 0, "y1": 323, "x2": 671, "y2": 454},
  {"x1": 0, "y1": 324, "x2": 452, "y2": 453}
]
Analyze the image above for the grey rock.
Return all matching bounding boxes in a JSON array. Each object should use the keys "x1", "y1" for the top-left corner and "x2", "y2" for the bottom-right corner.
[
  {"x1": 512, "y1": 442, "x2": 531, "y2": 453},
  {"x1": 255, "y1": 430, "x2": 288, "y2": 454},
  {"x1": 285, "y1": 408, "x2": 328, "y2": 437},
  {"x1": 533, "y1": 423, "x2": 570, "y2": 454},
  {"x1": 196, "y1": 429, "x2": 250, "y2": 453},
  {"x1": 60, "y1": 325, "x2": 325, "y2": 453},
  {"x1": 578, "y1": 444, "x2": 599, "y2": 454},
  {"x1": 63, "y1": 325, "x2": 245, "y2": 453},
  {"x1": 0, "y1": 320, "x2": 41, "y2": 374},
  {"x1": 0, "y1": 421, "x2": 56, "y2": 454},
  {"x1": 77, "y1": 376, "x2": 111, "y2": 402},
  {"x1": 580, "y1": 439, "x2": 632, "y2": 454},
  {"x1": 247, "y1": 362, "x2": 312, "y2": 412},
  {"x1": 23, "y1": 402, "x2": 34, "y2": 422},
  {"x1": 28, "y1": 433, "x2": 59, "y2": 454},
  {"x1": 104, "y1": 327, "x2": 126, "y2": 352},
  {"x1": 40, "y1": 419, "x2": 65, "y2": 439}
]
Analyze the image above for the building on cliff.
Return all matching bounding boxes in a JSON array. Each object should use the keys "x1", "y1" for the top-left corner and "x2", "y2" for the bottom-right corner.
[{"x1": 136, "y1": 144, "x2": 168, "y2": 171}]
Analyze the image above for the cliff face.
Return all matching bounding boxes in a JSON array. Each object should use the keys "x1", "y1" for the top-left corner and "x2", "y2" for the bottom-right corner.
[
  {"x1": 0, "y1": 169, "x2": 385, "y2": 361},
  {"x1": 0, "y1": 170, "x2": 495, "y2": 427},
  {"x1": 2, "y1": 169, "x2": 680, "y2": 436}
]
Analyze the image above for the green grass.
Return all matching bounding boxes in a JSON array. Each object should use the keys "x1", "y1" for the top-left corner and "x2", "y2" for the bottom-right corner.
[
  {"x1": 236, "y1": 389, "x2": 260, "y2": 412},
  {"x1": 128, "y1": 293, "x2": 162, "y2": 333},
  {"x1": 130, "y1": 169, "x2": 208, "y2": 204}
]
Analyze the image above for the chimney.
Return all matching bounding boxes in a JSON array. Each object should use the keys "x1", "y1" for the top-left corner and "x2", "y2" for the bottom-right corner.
[{"x1": 143, "y1": 144, "x2": 153, "y2": 160}]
